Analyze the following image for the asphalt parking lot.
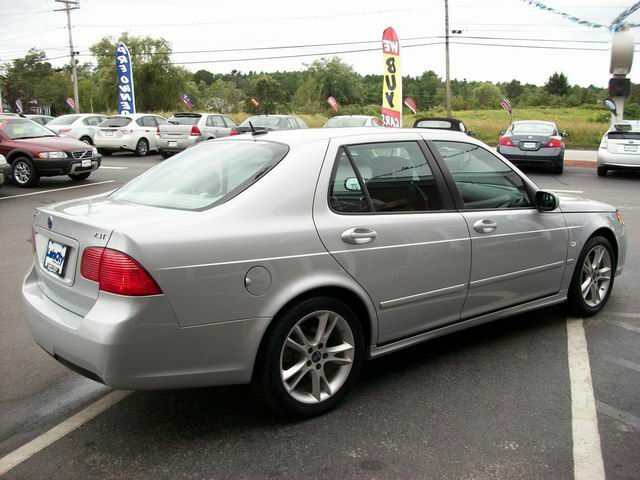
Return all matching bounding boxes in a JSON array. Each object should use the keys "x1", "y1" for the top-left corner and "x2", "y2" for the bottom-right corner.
[{"x1": 0, "y1": 154, "x2": 639, "y2": 479}]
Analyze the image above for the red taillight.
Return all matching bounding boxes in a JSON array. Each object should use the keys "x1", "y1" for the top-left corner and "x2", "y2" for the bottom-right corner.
[
  {"x1": 156, "y1": 126, "x2": 160, "y2": 135},
  {"x1": 229, "y1": 128, "x2": 238, "y2": 136},
  {"x1": 545, "y1": 137, "x2": 563, "y2": 148},
  {"x1": 58, "y1": 128, "x2": 71, "y2": 135},
  {"x1": 499, "y1": 136, "x2": 513, "y2": 146},
  {"x1": 190, "y1": 125, "x2": 201, "y2": 136},
  {"x1": 81, "y1": 247, "x2": 162, "y2": 296}
]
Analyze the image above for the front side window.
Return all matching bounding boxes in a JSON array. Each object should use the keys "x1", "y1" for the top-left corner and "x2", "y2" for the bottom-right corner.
[
  {"x1": 330, "y1": 142, "x2": 444, "y2": 213},
  {"x1": 209, "y1": 116, "x2": 226, "y2": 127},
  {"x1": 433, "y1": 141, "x2": 532, "y2": 209},
  {"x1": 223, "y1": 116, "x2": 238, "y2": 128},
  {"x1": 111, "y1": 141, "x2": 289, "y2": 211},
  {"x1": 142, "y1": 116, "x2": 157, "y2": 127}
]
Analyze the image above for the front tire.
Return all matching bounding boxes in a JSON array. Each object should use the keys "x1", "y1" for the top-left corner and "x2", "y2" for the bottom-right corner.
[
  {"x1": 79, "y1": 136, "x2": 93, "y2": 145},
  {"x1": 597, "y1": 166, "x2": 608, "y2": 177},
  {"x1": 69, "y1": 172, "x2": 91, "y2": 181},
  {"x1": 135, "y1": 138, "x2": 149, "y2": 157},
  {"x1": 252, "y1": 297, "x2": 365, "y2": 418},
  {"x1": 566, "y1": 236, "x2": 616, "y2": 317},
  {"x1": 12, "y1": 157, "x2": 39, "y2": 188}
]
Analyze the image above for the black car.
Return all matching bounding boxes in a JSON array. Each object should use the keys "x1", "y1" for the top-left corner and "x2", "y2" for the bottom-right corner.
[
  {"x1": 497, "y1": 120, "x2": 565, "y2": 174},
  {"x1": 413, "y1": 117, "x2": 470, "y2": 134}
]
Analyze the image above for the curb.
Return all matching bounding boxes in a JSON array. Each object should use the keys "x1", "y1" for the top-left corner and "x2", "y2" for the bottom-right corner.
[{"x1": 565, "y1": 160, "x2": 596, "y2": 168}]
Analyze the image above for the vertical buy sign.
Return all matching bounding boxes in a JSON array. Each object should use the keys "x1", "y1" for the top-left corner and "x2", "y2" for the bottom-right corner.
[
  {"x1": 381, "y1": 27, "x2": 402, "y2": 127},
  {"x1": 115, "y1": 43, "x2": 136, "y2": 115}
]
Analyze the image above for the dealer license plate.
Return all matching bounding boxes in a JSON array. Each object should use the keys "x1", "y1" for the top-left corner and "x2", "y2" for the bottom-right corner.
[
  {"x1": 168, "y1": 141, "x2": 177, "y2": 147},
  {"x1": 624, "y1": 144, "x2": 638, "y2": 152},
  {"x1": 104, "y1": 131, "x2": 113, "y2": 136},
  {"x1": 43, "y1": 240, "x2": 68, "y2": 277},
  {"x1": 523, "y1": 142, "x2": 536, "y2": 149},
  {"x1": 81, "y1": 159, "x2": 92, "y2": 168}
]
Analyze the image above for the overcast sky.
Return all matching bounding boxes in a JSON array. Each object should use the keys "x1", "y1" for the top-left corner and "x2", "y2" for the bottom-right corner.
[{"x1": 1, "y1": 0, "x2": 638, "y2": 87}]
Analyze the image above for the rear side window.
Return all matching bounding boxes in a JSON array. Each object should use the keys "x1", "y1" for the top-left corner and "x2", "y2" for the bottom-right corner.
[
  {"x1": 208, "y1": 115, "x2": 226, "y2": 127},
  {"x1": 330, "y1": 142, "x2": 444, "y2": 213},
  {"x1": 223, "y1": 116, "x2": 238, "y2": 128},
  {"x1": 142, "y1": 116, "x2": 157, "y2": 127},
  {"x1": 101, "y1": 117, "x2": 132, "y2": 127},
  {"x1": 111, "y1": 141, "x2": 289, "y2": 211},
  {"x1": 433, "y1": 141, "x2": 532, "y2": 209},
  {"x1": 169, "y1": 115, "x2": 200, "y2": 125}
]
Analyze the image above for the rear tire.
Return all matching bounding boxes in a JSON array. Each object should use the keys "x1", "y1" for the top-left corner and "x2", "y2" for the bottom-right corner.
[
  {"x1": 597, "y1": 166, "x2": 608, "y2": 177},
  {"x1": 12, "y1": 157, "x2": 39, "y2": 188},
  {"x1": 566, "y1": 236, "x2": 616, "y2": 317},
  {"x1": 68, "y1": 172, "x2": 91, "y2": 181},
  {"x1": 252, "y1": 296, "x2": 365, "y2": 418},
  {"x1": 159, "y1": 151, "x2": 171, "y2": 159},
  {"x1": 135, "y1": 138, "x2": 149, "y2": 157},
  {"x1": 79, "y1": 136, "x2": 93, "y2": 145}
]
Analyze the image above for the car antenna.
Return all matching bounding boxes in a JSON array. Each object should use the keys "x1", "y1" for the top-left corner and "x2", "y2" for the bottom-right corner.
[{"x1": 248, "y1": 121, "x2": 268, "y2": 136}]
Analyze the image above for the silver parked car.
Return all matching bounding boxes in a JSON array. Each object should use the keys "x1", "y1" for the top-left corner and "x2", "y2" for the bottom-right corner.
[
  {"x1": 157, "y1": 112, "x2": 238, "y2": 158},
  {"x1": 46, "y1": 114, "x2": 107, "y2": 145},
  {"x1": 323, "y1": 115, "x2": 383, "y2": 128},
  {"x1": 597, "y1": 120, "x2": 640, "y2": 176},
  {"x1": 23, "y1": 128, "x2": 627, "y2": 417}
]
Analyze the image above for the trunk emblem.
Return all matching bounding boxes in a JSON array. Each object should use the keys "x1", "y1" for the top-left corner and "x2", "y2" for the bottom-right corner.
[{"x1": 47, "y1": 216, "x2": 53, "y2": 229}]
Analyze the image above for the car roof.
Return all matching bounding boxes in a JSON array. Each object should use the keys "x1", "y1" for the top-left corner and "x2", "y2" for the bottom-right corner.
[
  {"x1": 512, "y1": 120, "x2": 556, "y2": 126},
  {"x1": 106, "y1": 113, "x2": 161, "y2": 119},
  {"x1": 224, "y1": 127, "x2": 470, "y2": 146},
  {"x1": 246, "y1": 114, "x2": 296, "y2": 118},
  {"x1": 328, "y1": 115, "x2": 374, "y2": 119}
]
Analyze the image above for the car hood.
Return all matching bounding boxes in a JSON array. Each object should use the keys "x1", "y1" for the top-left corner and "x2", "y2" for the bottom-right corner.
[
  {"x1": 15, "y1": 136, "x2": 91, "y2": 151},
  {"x1": 557, "y1": 194, "x2": 615, "y2": 213}
]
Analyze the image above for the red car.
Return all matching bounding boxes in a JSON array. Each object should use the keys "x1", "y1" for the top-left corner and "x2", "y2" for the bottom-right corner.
[{"x1": 0, "y1": 115, "x2": 101, "y2": 187}]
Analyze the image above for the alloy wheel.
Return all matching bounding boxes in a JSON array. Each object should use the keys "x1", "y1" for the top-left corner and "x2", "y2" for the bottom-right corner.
[
  {"x1": 280, "y1": 310, "x2": 355, "y2": 404},
  {"x1": 580, "y1": 245, "x2": 612, "y2": 308},
  {"x1": 14, "y1": 161, "x2": 31, "y2": 185}
]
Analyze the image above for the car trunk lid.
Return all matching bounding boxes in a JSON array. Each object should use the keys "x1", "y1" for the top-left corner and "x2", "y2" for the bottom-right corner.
[
  {"x1": 606, "y1": 131, "x2": 640, "y2": 155},
  {"x1": 159, "y1": 114, "x2": 202, "y2": 139},
  {"x1": 510, "y1": 134, "x2": 551, "y2": 151}
]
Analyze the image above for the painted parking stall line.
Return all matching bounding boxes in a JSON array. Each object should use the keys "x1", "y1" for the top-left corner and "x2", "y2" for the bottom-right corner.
[
  {"x1": 0, "y1": 390, "x2": 130, "y2": 476},
  {"x1": 566, "y1": 317, "x2": 605, "y2": 480},
  {"x1": 0, "y1": 180, "x2": 116, "y2": 200},
  {"x1": 99, "y1": 166, "x2": 128, "y2": 170}
]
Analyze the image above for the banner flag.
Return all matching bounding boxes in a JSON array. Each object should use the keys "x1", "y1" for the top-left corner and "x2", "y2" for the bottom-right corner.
[
  {"x1": 381, "y1": 27, "x2": 402, "y2": 128},
  {"x1": 65, "y1": 97, "x2": 75, "y2": 110},
  {"x1": 181, "y1": 94, "x2": 193, "y2": 109},
  {"x1": 500, "y1": 98, "x2": 513, "y2": 114},
  {"x1": 115, "y1": 43, "x2": 136, "y2": 115},
  {"x1": 403, "y1": 97, "x2": 417, "y2": 114},
  {"x1": 327, "y1": 96, "x2": 338, "y2": 112},
  {"x1": 250, "y1": 97, "x2": 260, "y2": 108}
]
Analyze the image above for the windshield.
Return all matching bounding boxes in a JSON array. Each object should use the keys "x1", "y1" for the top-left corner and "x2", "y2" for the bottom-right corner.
[
  {"x1": 100, "y1": 117, "x2": 132, "y2": 127},
  {"x1": 47, "y1": 115, "x2": 80, "y2": 126},
  {"x1": 241, "y1": 116, "x2": 283, "y2": 128},
  {"x1": 325, "y1": 117, "x2": 369, "y2": 127},
  {"x1": 111, "y1": 141, "x2": 289, "y2": 210},
  {"x1": 0, "y1": 119, "x2": 56, "y2": 139},
  {"x1": 511, "y1": 123, "x2": 556, "y2": 135},
  {"x1": 168, "y1": 115, "x2": 201, "y2": 125}
]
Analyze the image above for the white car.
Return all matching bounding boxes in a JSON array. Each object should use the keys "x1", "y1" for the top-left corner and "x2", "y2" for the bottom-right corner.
[
  {"x1": 95, "y1": 114, "x2": 167, "y2": 156},
  {"x1": 597, "y1": 120, "x2": 640, "y2": 176},
  {"x1": 323, "y1": 115, "x2": 383, "y2": 128},
  {"x1": 46, "y1": 114, "x2": 107, "y2": 145}
]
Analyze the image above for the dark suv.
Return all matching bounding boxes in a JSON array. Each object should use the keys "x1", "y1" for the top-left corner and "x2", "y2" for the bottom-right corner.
[{"x1": 0, "y1": 115, "x2": 101, "y2": 187}]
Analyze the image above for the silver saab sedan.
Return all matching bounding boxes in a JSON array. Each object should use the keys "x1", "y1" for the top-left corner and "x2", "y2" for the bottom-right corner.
[{"x1": 23, "y1": 127, "x2": 627, "y2": 417}]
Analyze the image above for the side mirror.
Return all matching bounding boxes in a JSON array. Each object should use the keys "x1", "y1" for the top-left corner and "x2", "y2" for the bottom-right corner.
[
  {"x1": 344, "y1": 177, "x2": 362, "y2": 191},
  {"x1": 535, "y1": 190, "x2": 559, "y2": 212}
]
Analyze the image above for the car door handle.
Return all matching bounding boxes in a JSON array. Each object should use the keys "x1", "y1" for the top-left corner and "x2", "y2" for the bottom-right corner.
[
  {"x1": 341, "y1": 227, "x2": 378, "y2": 245},
  {"x1": 473, "y1": 219, "x2": 498, "y2": 234}
]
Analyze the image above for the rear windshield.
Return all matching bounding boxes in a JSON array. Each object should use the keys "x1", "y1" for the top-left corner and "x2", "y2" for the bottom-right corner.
[
  {"x1": 168, "y1": 114, "x2": 201, "y2": 125},
  {"x1": 511, "y1": 123, "x2": 556, "y2": 135},
  {"x1": 0, "y1": 119, "x2": 57, "y2": 139},
  {"x1": 110, "y1": 141, "x2": 289, "y2": 211},
  {"x1": 47, "y1": 115, "x2": 80, "y2": 126},
  {"x1": 325, "y1": 117, "x2": 369, "y2": 127},
  {"x1": 241, "y1": 116, "x2": 283, "y2": 128},
  {"x1": 608, "y1": 131, "x2": 640, "y2": 140},
  {"x1": 415, "y1": 120, "x2": 453, "y2": 130},
  {"x1": 100, "y1": 117, "x2": 132, "y2": 127}
]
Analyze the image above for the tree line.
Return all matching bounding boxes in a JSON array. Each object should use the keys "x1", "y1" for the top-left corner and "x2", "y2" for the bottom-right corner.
[{"x1": 2, "y1": 33, "x2": 638, "y2": 117}]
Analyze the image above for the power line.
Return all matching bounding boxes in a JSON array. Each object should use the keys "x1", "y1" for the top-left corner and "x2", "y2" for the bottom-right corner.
[{"x1": 0, "y1": 27, "x2": 64, "y2": 43}]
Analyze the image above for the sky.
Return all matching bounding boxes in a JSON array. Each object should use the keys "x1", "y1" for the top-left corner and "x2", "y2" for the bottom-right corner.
[{"x1": 0, "y1": 0, "x2": 638, "y2": 87}]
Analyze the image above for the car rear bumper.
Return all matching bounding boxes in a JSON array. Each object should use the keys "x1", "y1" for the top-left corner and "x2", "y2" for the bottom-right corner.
[
  {"x1": 22, "y1": 265, "x2": 270, "y2": 390},
  {"x1": 95, "y1": 136, "x2": 137, "y2": 151},
  {"x1": 157, "y1": 136, "x2": 201, "y2": 153},
  {"x1": 597, "y1": 150, "x2": 640, "y2": 168}
]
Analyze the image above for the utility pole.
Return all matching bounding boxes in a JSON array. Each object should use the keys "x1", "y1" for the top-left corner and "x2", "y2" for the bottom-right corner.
[
  {"x1": 55, "y1": 0, "x2": 80, "y2": 113},
  {"x1": 444, "y1": 0, "x2": 452, "y2": 117}
]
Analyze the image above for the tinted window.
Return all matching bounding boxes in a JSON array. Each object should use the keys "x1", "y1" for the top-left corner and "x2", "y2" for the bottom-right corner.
[
  {"x1": 47, "y1": 115, "x2": 80, "y2": 126},
  {"x1": 155, "y1": 117, "x2": 167, "y2": 125},
  {"x1": 286, "y1": 118, "x2": 297, "y2": 129},
  {"x1": 415, "y1": 120, "x2": 453, "y2": 129},
  {"x1": 433, "y1": 141, "x2": 532, "y2": 209},
  {"x1": 240, "y1": 116, "x2": 282, "y2": 128},
  {"x1": 100, "y1": 117, "x2": 132, "y2": 127},
  {"x1": 223, "y1": 116, "x2": 238, "y2": 128},
  {"x1": 143, "y1": 116, "x2": 157, "y2": 127},
  {"x1": 169, "y1": 115, "x2": 200, "y2": 125},
  {"x1": 111, "y1": 141, "x2": 289, "y2": 211},
  {"x1": 343, "y1": 142, "x2": 444, "y2": 212},
  {"x1": 329, "y1": 150, "x2": 371, "y2": 213},
  {"x1": 295, "y1": 118, "x2": 308, "y2": 128},
  {"x1": 83, "y1": 116, "x2": 103, "y2": 126},
  {"x1": 608, "y1": 131, "x2": 640, "y2": 140},
  {"x1": 325, "y1": 117, "x2": 369, "y2": 128}
]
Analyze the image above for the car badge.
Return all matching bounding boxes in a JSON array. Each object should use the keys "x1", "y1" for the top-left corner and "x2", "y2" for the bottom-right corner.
[
  {"x1": 528, "y1": 135, "x2": 533, "y2": 139},
  {"x1": 47, "y1": 216, "x2": 53, "y2": 229}
]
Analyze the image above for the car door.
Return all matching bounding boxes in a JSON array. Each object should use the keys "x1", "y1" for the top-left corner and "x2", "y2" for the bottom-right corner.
[
  {"x1": 429, "y1": 140, "x2": 568, "y2": 319},
  {"x1": 221, "y1": 116, "x2": 238, "y2": 136},
  {"x1": 208, "y1": 115, "x2": 227, "y2": 137},
  {"x1": 141, "y1": 116, "x2": 158, "y2": 148},
  {"x1": 313, "y1": 133, "x2": 471, "y2": 344}
]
